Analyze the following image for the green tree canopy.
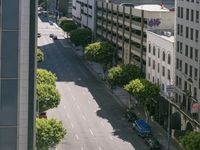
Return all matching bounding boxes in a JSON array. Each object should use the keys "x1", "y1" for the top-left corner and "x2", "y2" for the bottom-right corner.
[
  {"x1": 37, "y1": 48, "x2": 44, "y2": 63},
  {"x1": 61, "y1": 20, "x2": 77, "y2": 37},
  {"x1": 124, "y1": 79, "x2": 160, "y2": 104},
  {"x1": 84, "y1": 41, "x2": 114, "y2": 67},
  {"x1": 37, "y1": 69, "x2": 57, "y2": 86},
  {"x1": 70, "y1": 28, "x2": 92, "y2": 46},
  {"x1": 59, "y1": 19, "x2": 72, "y2": 29},
  {"x1": 180, "y1": 131, "x2": 200, "y2": 150},
  {"x1": 37, "y1": 84, "x2": 60, "y2": 113},
  {"x1": 36, "y1": 118, "x2": 66, "y2": 150},
  {"x1": 107, "y1": 64, "x2": 141, "y2": 86}
]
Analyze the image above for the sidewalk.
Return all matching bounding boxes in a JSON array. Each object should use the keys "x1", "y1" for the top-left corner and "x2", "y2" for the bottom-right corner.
[{"x1": 61, "y1": 39, "x2": 182, "y2": 150}]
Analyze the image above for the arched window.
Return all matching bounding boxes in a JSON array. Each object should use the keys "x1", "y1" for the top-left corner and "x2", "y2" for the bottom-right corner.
[
  {"x1": 153, "y1": 46, "x2": 156, "y2": 55},
  {"x1": 162, "y1": 51, "x2": 165, "y2": 61},
  {"x1": 148, "y1": 43, "x2": 151, "y2": 53},
  {"x1": 168, "y1": 54, "x2": 171, "y2": 64}
]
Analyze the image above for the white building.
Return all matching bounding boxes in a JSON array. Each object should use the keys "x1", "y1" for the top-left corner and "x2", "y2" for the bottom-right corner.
[
  {"x1": 72, "y1": 0, "x2": 95, "y2": 31},
  {"x1": 146, "y1": 29, "x2": 175, "y2": 96},
  {"x1": 174, "y1": 0, "x2": 200, "y2": 130}
]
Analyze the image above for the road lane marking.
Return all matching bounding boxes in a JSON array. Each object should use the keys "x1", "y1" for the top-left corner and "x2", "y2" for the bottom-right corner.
[
  {"x1": 75, "y1": 134, "x2": 79, "y2": 140},
  {"x1": 71, "y1": 123, "x2": 74, "y2": 128},
  {"x1": 82, "y1": 115, "x2": 86, "y2": 120},
  {"x1": 67, "y1": 114, "x2": 70, "y2": 119},
  {"x1": 81, "y1": 146, "x2": 84, "y2": 150},
  {"x1": 89, "y1": 128, "x2": 94, "y2": 136},
  {"x1": 98, "y1": 146, "x2": 102, "y2": 150}
]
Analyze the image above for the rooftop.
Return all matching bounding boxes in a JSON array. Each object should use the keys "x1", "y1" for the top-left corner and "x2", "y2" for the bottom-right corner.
[
  {"x1": 148, "y1": 29, "x2": 174, "y2": 42},
  {"x1": 134, "y1": 4, "x2": 169, "y2": 12},
  {"x1": 110, "y1": 0, "x2": 174, "y2": 9}
]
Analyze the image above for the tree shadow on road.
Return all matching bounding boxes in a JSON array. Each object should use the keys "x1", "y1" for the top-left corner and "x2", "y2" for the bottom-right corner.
[{"x1": 38, "y1": 39, "x2": 148, "y2": 150}]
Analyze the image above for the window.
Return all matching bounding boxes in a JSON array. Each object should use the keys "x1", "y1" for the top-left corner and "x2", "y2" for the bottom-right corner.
[
  {"x1": 153, "y1": 76, "x2": 155, "y2": 83},
  {"x1": 185, "y1": 45, "x2": 188, "y2": 57},
  {"x1": 189, "y1": 65, "x2": 193, "y2": 78},
  {"x1": 162, "y1": 66, "x2": 165, "y2": 76},
  {"x1": 168, "y1": 54, "x2": 171, "y2": 65},
  {"x1": 178, "y1": 7, "x2": 180, "y2": 17},
  {"x1": 148, "y1": 43, "x2": 151, "y2": 53},
  {"x1": 185, "y1": 63, "x2": 188, "y2": 75},
  {"x1": 177, "y1": 24, "x2": 180, "y2": 35},
  {"x1": 179, "y1": 77, "x2": 182, "y2": 88},
  {"x1": 195, "y1": 49, "x2": 198, "y2": 61},
  {"x1": 168, "y1": 69, "x2": 171, "y2": 80},
  {"x1": 195, "y1": 68, "x2": 198, "y2": 80},
  {"x1": 148, "y1": 73, "x2": 150, "y2": 79},
  {"x1": 186, "y1": 26, "x2": 189, "y2": 38},
  {"x1": 194, "y1": 87, "x2": 197, "y2": 99},
  {"x1": 180, "y1": 42, "x2": 183, "y2": 54},
  {"x1": 158, "y1": 48, "x2": 160, "y2": 58},
  {"x1": 186, "y1": 8, "x2": 189, "y2": 20},
  {"x1": 196, "y1": 11, "x2": 199, "y2": 23},
  {"x1": 191, "y1": 9, "x2": 194, "y2": 21},
  {"x1": 162, "y1": 51, "x2": 165, "y2": 61},
  {"x1": 195, "y1": 30, "x2": 199, "y2": 42},
  {"x1": 190, "y1": 28, "x2": 193, "y2": 40},
  {"x1": 190, "y1": 47, "x2": 193, "y2": 59},
  {"x1": 158, "y1": 63, "x2": 160, "y2": 73},
  {"x1": 180, "y1": 25, "x2": 183, "y2": 36},
  {"x1": 180, "y1": 60, "x2": 182, "y2": 71},
  {"x1": 181, "y1": 7, "x2": 183, "y2": 18},
  {"x1": 148, "y1": 57, "x2": 151, "y2": 67},
  {"x1": 153, "y1": 60, "x2": 155, "y2": 70},
  {"x1": 184, "y1": 81, "x2": 188, "y2": 91},
  {"x1": 176, "y1": 41, "x2": 179, "y2": 52},
  {"x1": 162, "y1": 83, "x2": 165, "y2": 91},
  {"x1": 176, "y1": 76, "x2": 178, "y2": 86},
  {"x1": 153, "y1": 46, "x2": 156, "y2": 56}
]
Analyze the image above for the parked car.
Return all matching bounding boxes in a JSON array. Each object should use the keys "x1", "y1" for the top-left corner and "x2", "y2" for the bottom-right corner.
[
  {"x1": 49, "y1": 33, "x2": 54, "y2": 38},
  {"x1": 124, "y1": 109, "x2": 138, "y2": 122},
  {"x1": 37, "y1": 33, "x2": 41, "y2": 38},
  {"x1": 52, "y1": 35, "x2": 57, "y2": 40},
  {"x1": 39, "y1": 112, "x2": 47, "y2": 119},
  {"x1": 132, "y1": 119, "x2": 151, "y2": 138},
  {"x1": 144, "y1": 136, "x2": 161, "y2": 150}
]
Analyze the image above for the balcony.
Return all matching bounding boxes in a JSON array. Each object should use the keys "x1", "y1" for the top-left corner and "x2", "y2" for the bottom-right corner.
[
  {"x1": 97, "y1": 12, "x2": 102, "y2": 17},
  {"x1": 118, "y1": 28, "x2": 123, "y2": 36}
]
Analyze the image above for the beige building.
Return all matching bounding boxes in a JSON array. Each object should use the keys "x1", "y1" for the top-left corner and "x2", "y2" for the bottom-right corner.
[{"x1": 95, "y1": 1, "x2": 174, "y2": 71}]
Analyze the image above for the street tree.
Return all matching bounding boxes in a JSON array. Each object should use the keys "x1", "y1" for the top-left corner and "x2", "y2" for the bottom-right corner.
[
  {"x1": 84, "y1": 41, "x2": 114, "y2": 75},
  {"x1": 59, "y1": 19, "x2": 71, "y2": 28},
  {"x1": 37, "y1": 48, "x2": 44, "y2": 63},
  {"x1": 124, "y1": 79, "x2": 160, "y2": 120},
  {"x1": 107, "y1": 64, "x2": 141, "y2": 87},
  {"x1": 36, "y1": 118, "x2": 66, "y2": 150},
  {"x1": 61, "y1": 20, "x2": 77, "y2": 38},
  {"x1": 37, "y1": 84, "x2": 60, "y2": 113},
  {"x1": 70, "y1": 28, "x2": 92, "y2": 46},
  {"x1": 37, "y1": 68, "x2": 57, "y2": 86},
  {"x1": 180, "y1": 131, "x2": 200, "y2": 150}
]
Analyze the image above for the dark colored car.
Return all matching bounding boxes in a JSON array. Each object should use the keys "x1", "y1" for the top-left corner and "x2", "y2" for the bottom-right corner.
[
  {"x1": 39, "y1": 112, "x2": 47, "y2": 119},
  {"x1": 144, "y1": 137, "x2": 161, "y2": 150},
  {"x1": 52, "y1": 35, "x2": 57, "y2": 40},
  {"x1": 37, "y1": 33, "x2": 41, "y2": 38},
  {"x1": 124, "y1": 109, "x2": 138, "y2": 122},
  {"x1": 49, "y1": 33, "x2": 54, "y2": 38},
  {"x1": 132, "y1": 119, "x2": 152, "y2": 138}
]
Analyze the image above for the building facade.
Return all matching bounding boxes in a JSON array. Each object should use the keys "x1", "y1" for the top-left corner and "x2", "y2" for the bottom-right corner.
[
  {"x1": 96, "y1": 1, "x2": 174, "y2": 70},
  {"x1": 174, "y1": 0, "x2": 200, "y2": 130},
  {"x1": 72, "y1": 0, "x2": 95, "y2": 31},
  {"x1": 146, "y1": 29, "x2": 175, "y2": 96},
  {"x1": 59, "y1": 0, "x2": 73, "y2": 17},
  {"x1": 0, "y1": 0, "x2": 36, "y2": 149}
]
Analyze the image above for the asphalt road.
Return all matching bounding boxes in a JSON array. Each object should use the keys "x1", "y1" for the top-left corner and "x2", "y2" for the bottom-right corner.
[{"x1": 37, "y1": 16, "x2": 148, "y2": 150}]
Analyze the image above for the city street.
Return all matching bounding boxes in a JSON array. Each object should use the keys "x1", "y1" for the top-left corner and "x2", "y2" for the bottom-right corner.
[{"x1": 37, "y1": 16, "x2": 148, "y2": 150}]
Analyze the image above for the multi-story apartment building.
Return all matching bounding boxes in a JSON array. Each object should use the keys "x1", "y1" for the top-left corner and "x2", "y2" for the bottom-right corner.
[
  {"x1": 174, "y1": 0, "x2": 200, "y2": 131},
  {"x1": 0, "y1": 0, "x2": 36, "y2": 149},
  {"x1": 96, "y1": 1, "x2": 174, "y2": 70},
  {"x1": 146, "y1": 29, "x2": 175, "y2": 96},
  {"x1": 59, "y1": 0, "x2": 73, "y2": 17},
  {"x1": 72, "y1": 0, "x2": 96, "y2": 31}
]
